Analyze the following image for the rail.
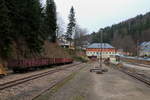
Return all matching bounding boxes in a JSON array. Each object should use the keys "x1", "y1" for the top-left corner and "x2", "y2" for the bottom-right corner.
[
  {"x1": 0, "y1": 63, "x2": 82, "y2": 90},
  {"x1": 110, "y1": 63, "x2": 150, "y2": 87}
]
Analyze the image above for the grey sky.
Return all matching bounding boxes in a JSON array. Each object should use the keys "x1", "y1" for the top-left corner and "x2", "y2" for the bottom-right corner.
[{"x1": 42, "y1": 0, "x2": 150, "y2": 33}]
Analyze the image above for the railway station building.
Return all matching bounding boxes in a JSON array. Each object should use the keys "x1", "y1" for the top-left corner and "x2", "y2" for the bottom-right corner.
[{"x1": 86, "y1": 43, "x2": 116, "y2": 59}]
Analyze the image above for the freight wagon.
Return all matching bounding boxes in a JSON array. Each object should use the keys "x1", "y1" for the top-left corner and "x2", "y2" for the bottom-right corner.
[{"x1": 7, "y1": 58, "x2": 73, "y2": 72}]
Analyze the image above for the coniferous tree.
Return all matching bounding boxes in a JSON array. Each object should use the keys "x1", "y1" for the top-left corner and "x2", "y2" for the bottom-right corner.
[
  {"x1": 24, "y1": 0, "x2": 44, "y2": 55},
  {"x1": 45, "y1": 0, "x2": 57, "y2": 42},
  {"x1": 66, "y1": 6, "x2": 76, "y2": 47},
  {"x1": 0, "y1": 0, "x2": 12, "y2": 59},
  {"x1": 5, "y1": 0, "x2": 22, "y2": 40},
  {"x1": 7, "y1": 0, "x2": 44, "y2": 57}
]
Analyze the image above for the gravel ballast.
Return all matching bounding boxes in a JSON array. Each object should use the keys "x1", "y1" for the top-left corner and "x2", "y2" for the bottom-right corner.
[
  {"x1": 0, "y1": 63, "x2": 84, "y2": 100},
  {"x1": 35, "y1": 62, "x2": 150, "y2": 100}
]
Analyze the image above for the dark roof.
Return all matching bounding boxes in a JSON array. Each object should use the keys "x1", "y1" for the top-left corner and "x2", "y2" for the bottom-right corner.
[
  {"x1": 140, "y1": 41, "x2": 150, "y2": 52},
  {"x1": 140, "y1": 41, "x2": 150, "y2": 46},
  {"x1": 87, "y1": 43, "x2": 114, "y2": 49}
]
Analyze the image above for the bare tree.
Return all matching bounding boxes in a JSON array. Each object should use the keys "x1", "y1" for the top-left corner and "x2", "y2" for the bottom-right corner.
[
  {"x1": 112, "y1": 31, "x2": 122, "y2": 49},
  {"x1": 121, "y1": 35, "x2": 136, "y2": 55},
  {"x1": 57, "y1": 13, "x2": 65, "y2": 37},
  {"x1": 141, "y1": 29, "x2": 150, "y2": 42},
  {"x1": 112, "y1": 32, "x2": 136, "y2": 55},
  {"x1": 74, "y1": 25, "x2": 87, "y2": 49}
]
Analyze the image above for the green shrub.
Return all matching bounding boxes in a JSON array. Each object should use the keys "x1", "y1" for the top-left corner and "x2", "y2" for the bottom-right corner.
[{"x1": 73, "y1": 56, "x2": 88, "y2": 63}]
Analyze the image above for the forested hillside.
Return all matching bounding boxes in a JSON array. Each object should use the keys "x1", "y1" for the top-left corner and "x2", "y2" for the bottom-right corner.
[
  {"x1": 0, "y1": 0, "x2": 57, "y2": 60},
  {"x1": 92, "y1": 12, "x2": 150, "y2": 55}
]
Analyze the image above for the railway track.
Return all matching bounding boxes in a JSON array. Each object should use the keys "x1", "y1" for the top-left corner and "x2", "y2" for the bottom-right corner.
[
  {"x1": 31, "y1": 65, "x2": 85, "y2": 100},
  {"x1": 119, "y1": 68, "x2": 150, "y2": 86},
  {"x1": 124, "y1": 62, "x2": 150, "y2": 68},
  {"x1": 110, "y1": 63, "x2": 150, "y2": 87},
  {"x1": 120, "y1": 56, "x2": 150, "y2": 66},
  {"x1": 0, "y1": 63, "x2": 82, "y2": 90}
]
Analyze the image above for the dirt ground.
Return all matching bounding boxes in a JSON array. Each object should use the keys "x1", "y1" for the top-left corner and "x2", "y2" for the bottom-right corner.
[{"x1": 35, "y1": 62, "x2": 150, "y2": 100}]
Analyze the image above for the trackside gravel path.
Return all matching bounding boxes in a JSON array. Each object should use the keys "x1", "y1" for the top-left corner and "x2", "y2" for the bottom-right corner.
[{"x1": 35, "y1": 62, "x2": 150, "y2": 100}]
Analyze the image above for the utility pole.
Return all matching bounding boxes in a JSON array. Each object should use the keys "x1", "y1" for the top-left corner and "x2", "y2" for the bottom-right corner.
[
  {"x1": 137, "y1": 40, "x2": 139, "y2": 58},
  {"x1": 97, "y1": 29, "x2": 108, "y2": 74},
  {"x1": 99, "y1": 30, "x2": 103, "y2": 70},
  {"x1": 90, "y1": 29, "x2": 108, "y2": 74}
]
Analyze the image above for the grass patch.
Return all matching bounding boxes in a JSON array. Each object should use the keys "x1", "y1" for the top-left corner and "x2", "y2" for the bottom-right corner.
[
  {"x1": 73, "y1": 56, "x2": 89, "y2": 63},
  {"x1": 72, "y1": 95, "x2": 85, "y2": 100}
]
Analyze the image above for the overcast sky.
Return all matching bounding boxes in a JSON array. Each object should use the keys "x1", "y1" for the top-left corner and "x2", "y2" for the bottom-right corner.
[{"x1": 42, "y1": 0, "x2": 150, "y2": 33}]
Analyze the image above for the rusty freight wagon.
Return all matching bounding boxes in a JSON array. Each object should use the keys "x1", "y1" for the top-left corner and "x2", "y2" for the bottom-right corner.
[{"x1": 7, "y1": 58, "x2": 73, "y2": 73}]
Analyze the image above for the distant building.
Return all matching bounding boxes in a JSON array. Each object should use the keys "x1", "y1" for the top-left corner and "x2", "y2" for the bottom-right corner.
[
  {"x1": 76, "y1": 41, "x2": 90, "y2": 50},
  {"x1": 117, "y1": 49, "x2": 131, "y2": 56},
  {"x1": 86, "y1": 43, "x2": 116, "y2": 59},
  {"x1": 57, "y1": 35, "x2": 74, "y2": 49},
  {"x1": 139, "y1": 41, "x2": 150, "y2": 57}
]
